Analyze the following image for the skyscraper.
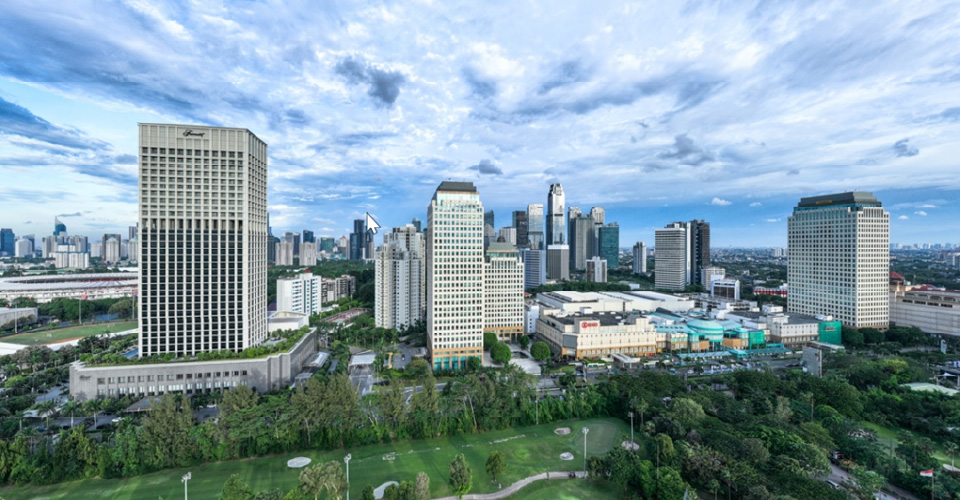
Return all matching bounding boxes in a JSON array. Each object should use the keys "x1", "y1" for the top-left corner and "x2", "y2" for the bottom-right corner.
[
  {"x1": 319, "y1": 237, "x2": 335, "y2": 253},
  {"x1": 483, "y1": 242, "x2": 525, "y2": 343},
  {"x1": 411, "y1": 217, "x2": 422, "y2": 232},
  {"x1": 483, "y1": 210, "x2": 495, "y2": 249},
  {"x1": 300, "y1": 241, "x2": 318, "y2": 266},
  {"x1": 787, "y1": 192, "x2": 889, "y2": 328},
  {"x1": 546, "y1": 245, "x2": 570, "y2": 281},
  {"x1": 427, "y1": 181, "x2": 484, "y2": 371},
  {"x1": 632, "y1": 242, "x2": 647, "y2": 274},
  {"x1": 128, "y1": 224, "x2": 139, "y2": 241},
  {"x1": 655, "y1": 222, "x2": 691, "y2": 291},
  {"x1": 546, "y1": 184, "x2": 565, "y2": 246},
  {"x1": 512, "y1": 210, "x2": 528, "y2": 247},
  {"x1": 521, "y1": 248, "x2": 546, "y2": 289},
  {"x1": 103, "y1": 236, "x2": 121, "y2": 264},
  {"x1": 598, "y1": 223, "x2": 620, "y2": 269},
  {"x1": 0, "y1": 229, "x2": 13, "y2": 257},
  {"x1": 375, "y1": 225, "x2": 425, "y2": 330},
  {"x1": 15, "y1": 237, "x2": 33, "y2": 258},
  {"x1": 138, "y1": 123, "x2": 268, "y2": 357},
  {"x1": 527, "y1": 204, "x2": 544, "y2": 250},
  {"x1": 54, "y1": 217, "x2": 67, "y2": 237},
  {"x1": 302, "y1": 229, "x2": 315, "y2": 244},
  {"x1": 570, "y1": 216, "x2": 595, "y2": 272},
  {"x1": 350, "y1": 219, "x2": 366, "y2": 260},
  {"x1": 689, "y1": 220, "x2": 711, "y2": 285}
]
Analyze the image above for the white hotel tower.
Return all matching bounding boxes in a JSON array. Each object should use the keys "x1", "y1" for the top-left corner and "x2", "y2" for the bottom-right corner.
[
  {"x1": 138, "y1": 124, "x2": 268, "y2": 357},
  {"x1": 787, "y1": 192, "x2": 889, "y2": 329},
  {"x1": 426, "y1": 182, "x2": 485, "y2": 371}
]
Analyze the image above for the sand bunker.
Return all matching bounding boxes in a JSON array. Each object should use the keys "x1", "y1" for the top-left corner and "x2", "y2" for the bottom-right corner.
[
  {"x1": 374, "y1": 481, "x2": 399, "y2": 499},
  {"x1": 560, "y1": 452, "x2": 574, "y2": 460},
  {"x1": 287, "y1": 457, "x2": 311, "y2": 468},
  {"x1": 554, "y1": 427, "x2": 571, "y2": 435}
]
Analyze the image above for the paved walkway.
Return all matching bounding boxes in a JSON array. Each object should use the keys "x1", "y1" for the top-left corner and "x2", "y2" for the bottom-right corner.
[{"x1": 432, "y1": 471, "x2": 585, "y2": 500}]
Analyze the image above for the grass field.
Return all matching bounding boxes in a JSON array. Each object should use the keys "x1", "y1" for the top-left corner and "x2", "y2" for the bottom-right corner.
[
  {"x1": 2, "y1": 322, "x2": 137, "y2": 346},
  {"x1": 862, "y1": 421, "x2": 954, "y2": 464},
  {"x1": 520, "y1": 477, "x2": 621, "y2": 499},
  {"x1": 3, "y1": 418, "x2": 629, "y2": 500}
]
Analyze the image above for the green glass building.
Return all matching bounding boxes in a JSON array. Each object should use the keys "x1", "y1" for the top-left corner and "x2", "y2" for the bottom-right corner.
[{"x1": 598, "y1": 224, "x2": 619, "y2": 269}]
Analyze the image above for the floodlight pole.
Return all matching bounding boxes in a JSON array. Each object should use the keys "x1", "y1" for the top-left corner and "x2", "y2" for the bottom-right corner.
[
  {"x1": 345, "y1": 453, "x2": 352, "y2": 500},
  {"x1": 182, "y1": 472, "x2": 191, "y2": 500},
  {"x1": 629, "y1": 411, "x2": 635, "y2": 449},
  {"x1": 582, "y1": 427, "x2": 590, "y2": 474}
]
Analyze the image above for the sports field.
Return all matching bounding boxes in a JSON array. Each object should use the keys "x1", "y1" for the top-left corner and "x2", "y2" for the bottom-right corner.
[
  {"x1": 2, "y1": 322, "x2": 137, "y2": 346},
  {"x1": 2, "y1": 418, "x2": 627, "y2": 500}
]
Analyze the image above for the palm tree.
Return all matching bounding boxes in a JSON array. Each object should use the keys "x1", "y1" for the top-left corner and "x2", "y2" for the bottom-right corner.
[
  {"x1": 34, "y1": 400, "x2": 58, "y2": 431},
  {"x1": 945, "y1": 441, "x2": 959, "y2": 467}
]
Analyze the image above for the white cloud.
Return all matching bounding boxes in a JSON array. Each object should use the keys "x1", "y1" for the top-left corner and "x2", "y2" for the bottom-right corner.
[
  {"x1": 749, "y1": 202, "x2": 762, "y2": 207},
  {"x1": 898, "y1": 215, "x2": 909, "y2": 220},
  {"x1": 711, "y1": 197, "x2": 732, "y2": 206},
  {"x1": 766, "y1": 218, "x2": 781, "y2": 223},
  {"x1": 914, "y1": 210, "x2": 928, "y2": 216}
]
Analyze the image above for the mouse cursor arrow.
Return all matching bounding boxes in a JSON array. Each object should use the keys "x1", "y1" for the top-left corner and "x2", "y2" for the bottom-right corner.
[{"x1": 365, "y1": 212, "x2": 381, "y2": 234}]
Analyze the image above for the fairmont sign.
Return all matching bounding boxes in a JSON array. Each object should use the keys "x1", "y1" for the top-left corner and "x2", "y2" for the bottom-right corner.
[{"x1": 182, "y1": 129, "x2": 206, "y2": 138}]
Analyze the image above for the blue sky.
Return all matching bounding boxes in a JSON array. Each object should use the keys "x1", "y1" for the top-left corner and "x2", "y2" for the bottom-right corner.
[{"x1": 1, "y1": 0, "x2": 959, "y2": 247}]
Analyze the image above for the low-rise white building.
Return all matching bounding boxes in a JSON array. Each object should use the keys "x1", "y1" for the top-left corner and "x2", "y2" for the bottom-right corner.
[
  {"x1": 890, "y1": 284, "x2": 960, "y2": 334},
  {"x1": 537, "y1": 310, "x2": 658, "y2": 359}
]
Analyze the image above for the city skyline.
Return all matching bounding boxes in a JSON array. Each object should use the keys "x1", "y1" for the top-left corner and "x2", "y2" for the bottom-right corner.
[{"x1": 1, "y1": 1, "x2": 959, "y2": 246}]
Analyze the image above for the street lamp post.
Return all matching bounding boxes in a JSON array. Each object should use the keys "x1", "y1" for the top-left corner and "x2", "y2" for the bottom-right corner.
[
  {"x1": 182, "y1": 472, "x2": 191, "y2": 500},
  {"x1": 345, "y1": 453, "x2": 352, "y2": 500},
  {"x1": 582, "y1": 427, "x2": 590, "y2": 475},
  {"x1": 628, "y1": 411, "x2": 635, "y2": 450}
]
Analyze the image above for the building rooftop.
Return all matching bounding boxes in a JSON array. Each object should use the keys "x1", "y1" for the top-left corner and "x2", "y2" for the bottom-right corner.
[
  {"x1": 436, "y1": 181, "x2": 477, "y2": 193},
  {"x1": 550, "y1": 311, "x2": 642, "y2": 327},
  {"x1": 797, "y1": 191, "x2": 881, "y2": 208}
]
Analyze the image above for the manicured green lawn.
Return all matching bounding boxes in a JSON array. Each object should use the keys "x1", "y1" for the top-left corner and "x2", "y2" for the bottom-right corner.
[
  {"x1": 520, "y1": 478, "x2": 621, "y2": 499},
  {"x1": 862, "y1": 421, "x2": 954, "y2": 464},
  {"x1": 3, "y1": 418, "x2": 629, "y2": 500},
  {"x1": 2, "y1": 322, "x2": 137, "y2": 346}
]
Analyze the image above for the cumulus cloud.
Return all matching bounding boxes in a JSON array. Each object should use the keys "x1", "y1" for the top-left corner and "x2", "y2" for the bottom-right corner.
[
  {"x1": 893, "y1": 138, "x2": 919, "y2": 157},
  {"x1": 335, "y1": 56, "x2": 406, "y2": 107},
  {"x1": 711, "y1": 197, "x2": 732, "y2": 206},
  {"x1": 766, "y1": 218, "x2": 781, "y2": 223},
  {"x1": 750, "y1": 202, "x2": 762, "y2": 207},
  {"x1": 898, "y1": 215, "x2": 910, "y2": 220},
  {"x1": 470, "y1": 159, "x2": 503, "y2": 175},
  {"x1": 914, "y1": 210, "x2": 928, "y2": 216}
]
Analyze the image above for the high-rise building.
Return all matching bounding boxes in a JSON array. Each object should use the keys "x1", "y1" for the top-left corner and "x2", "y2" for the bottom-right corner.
[
  {"x1": 787, "y1": 192, "x2": 889, "y2": 328},
  {"x1": 427, "y1": 181, "x2": 484, "y2": 371},
  {"x1": 138, "y1": 123, "x2": 268, "y2": 357},
  {"x1": 655, "y1": 222, "x2": 691, "y2": 290},
  {"x1": 689, "y1": 220, "x2": 711, "y2": 285},
  {"x1": 585, "y1": 256, "x2": 607, "y2": 283},
  {"x1": 498, "y1": 227, "x2": 517, "y2": 245},
  {"x1": 598, "y1": 223, "x2": 620, "y2": 269},
  {"x1": 53, "y1": 217, "x2": 67, "y2": 237},
  {"x1": 54, "y1": 244, "x2": 90, "y2": 269},
  {"x1": 14, "y1": 237, "x2": 33, "y2": 258},
  {"x1": 570, "y1": 216, "x2": 595, "y2": 272},
  {"x1": 521, "y1": 249, "x2": 546, "y2": 290},
  {"x1": 411, "y1": 217, "x2": 422, "y2": 232},
  {"x1": 0, "y1": 229, "x2": 14, "y2": 256},
  {"x1": 277, "y1": 271, "x2": 324, "y2": 315},
  {"x1": 350, "y1": 219, "x2": 366, "y2": 260},
  {"x1": 302, "y1": 230, "x2": 315, "y2": 244},
  {"x1": 527, "y1": 203, "x2": 544, "y2": 250},
  {"x1": 365, "y1": 230, "x2": 375, "y2": 262},
  {"x1": 300, "y1": 241, "x2": 318, "y2": 266},
  {"x1": 276, "y1": 239, "x2": 295, "y2": 266},
  {"x1": 546, "y1": 244, "x2": 570, "y2": 281},
  {"x1": 483, "y1": 210, "x2": 496, "y2": 249},
  {"x1": 103, "y1": 236, "x2": 121, "y2": 263},
  {"x1": 567, "y1": 206, "x2": 581, "y2": 254},
  {"x1": 546, "y1": 184, "x2": 565, "y2": 246},
  {"x1": 319, "y1": 237, "x2": 335, "y2": 253},
  {"x1": 700, "y1": 267, "x2": 725, "y2": 290},
  {"x1": 590, "y1": 206, "x2": 605, "y2": 256},
  {"x1": 483, "y1": 242, "x2": 525, "y2": 343},
  {"x1": 512, "y1": 210, "x2": 528, "y2": 248},
  {"x1": 127, "y1": 237, "x2": 139, "y2": 265},
  {"x1": 589, "y1": 207, "x2": 605, "y2": 225},
  {"x1": 632, "y1": 242, "x2": 647, "y2": 274},
  {"x1": 128, "y1": 224, "x2": 138, "y2": 241},
  {"x1": 90, "y1": 242, "x2": 102, "y2": 258},
  {"x1": 337, "y1": 235, "x2": 349, "y2": 256},
  {"x1": 375, "y1": 225, "x2": 425, "y2": 330}
]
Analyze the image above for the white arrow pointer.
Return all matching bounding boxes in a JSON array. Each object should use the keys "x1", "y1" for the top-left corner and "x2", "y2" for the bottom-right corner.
[{"x1": 365, "y1": 212, "x2": 381, "y2": 234}]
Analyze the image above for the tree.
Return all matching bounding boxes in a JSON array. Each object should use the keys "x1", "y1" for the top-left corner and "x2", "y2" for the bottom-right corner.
[
  {"x1": 221, "y1": 385, "x2": 260, "y2": 417},
  {"x1": 519, "y1": 335, "x2": 531, "y2": 349},
  {"x1": 415, "y1": 472, "x2": 430, "y2": 500},
  {"x1": 466, "y1": 356, "x2": 481, "y2": 372},
  {"x1": 483, "y1": 332, "x2": 497, "y2": 351},
  {"x1": 530, "y1": 341, "x2": 551, "y2": 361},
  {"x1": 405, "y1": 359, "x2": 430, "y2": 379},
  {"x1": 850, "y1": 467, "x2": 885, "y2": 500},
  {"x1": 253, "y1": 490, "x2": 283, "y2": 500},
  {"x1": 360, "y1": 486, "x2": 375, "y2": 500},
  {"x1": 219, "y1": 473, "x2": 255, "y2": 500},
  {"x1": 485, "y1": 451, "x2": 505, "y2": 481},
  {"x1": 300, "y1": 461, "x2": 346, "y2": 500},
  {"x1": 842, "y1": 326, "x2": 864, "y2": 347},
  {"x1": 490, "y1": 342, "x2": 511, "y2": 365},
  {"x1": 666, "y1": 398, "x2": 705, "y2": 428},
  {"x1": 448, "y1": 454, "x2": 472, "y2": 499},
  {"x1": 141, "y1": 394, "x2": 195, "y2": 469}
]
